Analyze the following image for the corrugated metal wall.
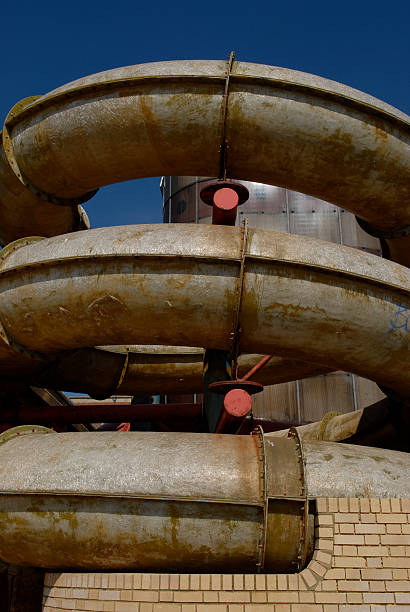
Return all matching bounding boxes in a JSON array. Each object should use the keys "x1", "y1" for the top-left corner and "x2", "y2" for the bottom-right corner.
[{"x1": 162, "y1": 177, "x2": 386, "y2": 424}]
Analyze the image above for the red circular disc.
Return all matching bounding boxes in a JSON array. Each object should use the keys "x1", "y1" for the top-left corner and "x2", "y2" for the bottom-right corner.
[
  {"x1": 213, "y1": 187, "x2": 239, "y2": 210},
  {"x1": 223, "y1": 388, "x2": 252, "y2": 418}
]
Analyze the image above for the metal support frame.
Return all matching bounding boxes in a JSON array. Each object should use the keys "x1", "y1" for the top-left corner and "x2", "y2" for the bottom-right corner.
[{"x1": 0, "y1": 403, "x2": 202, "y2": 425}]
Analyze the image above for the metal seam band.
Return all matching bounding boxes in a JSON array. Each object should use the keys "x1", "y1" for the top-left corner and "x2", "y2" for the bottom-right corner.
[
  {"x1": 232, "y1": 219, "x2": 249, "y2": 366},
  {"x1": 115, "y1": 350, "x2": 130, "y2": 393},
  {"x1": 288, "y1": 427, "x2": 308, "y2": 570},
  {"x1": 251, "y1": 426, "x2": 268, "y2": 570},
  {"x1": 355, "y1": 216, "x2": 410, "y2": 240},
  {"x1": 219, "y1": 51, "x2": 236, "y2": 180}
]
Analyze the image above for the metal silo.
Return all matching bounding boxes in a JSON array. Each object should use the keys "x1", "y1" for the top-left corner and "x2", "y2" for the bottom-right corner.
[{"x1": 161, "y1": 176, "x2": 386, "y2": 426}]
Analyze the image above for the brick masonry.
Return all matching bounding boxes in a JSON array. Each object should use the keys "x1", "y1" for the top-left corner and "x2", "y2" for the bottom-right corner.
[{"x1": 42, "y1": 498, "x2": 410, "y2": 611}]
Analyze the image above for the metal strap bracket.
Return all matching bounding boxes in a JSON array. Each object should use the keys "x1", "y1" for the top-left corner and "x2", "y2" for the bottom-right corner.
[
  {"x1": 288, "y1": 427, "x2": 309, "y2": 570},
  {"x1": 232, "y1": 218, "x2": 249, "y2": 371},
  {"x1": 251, "y1": 425, "x2": 268, "y2": 571},
  {"x1": 219, "y1": 51, "x2": 236, "y2": 180}
]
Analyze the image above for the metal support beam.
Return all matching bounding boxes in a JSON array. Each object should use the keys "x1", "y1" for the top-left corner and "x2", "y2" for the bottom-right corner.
[
  {"x1": 0, "y1": 403, "x2": 202, "y2": 425},
  {"x1": 203, "y1": 350, "x2": 233, "y2": 432}
]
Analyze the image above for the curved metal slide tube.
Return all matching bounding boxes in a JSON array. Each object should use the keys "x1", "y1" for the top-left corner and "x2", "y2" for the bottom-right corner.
[
  {"x1": 0, "y1": 344, "x2": 331, "y2": 398},
  {"x1": 0, "y1": 224, "x2": 408, "y2": 396},
  {"x1": 1, "y1": 60, "x2": 409, "y2": 264}
]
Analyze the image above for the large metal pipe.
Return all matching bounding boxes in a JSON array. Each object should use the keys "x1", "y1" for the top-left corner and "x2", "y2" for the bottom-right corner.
[
  {"x1": 0, "y1": 429, "x2": 408, "y2": 572},
  {"x1": 301, "y1": 438, "x2": 410, "y2": 499},
  {"x1": 1, "y1": 60, "x2": 409, "y2": 264},
  {"x1": 0, "y1": 342, "x2": 330, "y2": 398},
  {"x1": 0, "y1": 225, "x2": 408, "y2": 396}
]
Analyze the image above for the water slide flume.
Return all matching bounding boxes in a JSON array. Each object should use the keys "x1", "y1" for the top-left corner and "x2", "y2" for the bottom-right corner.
[
  {"x1": 0, "y1": 58, "x2": 409, "y2": 574},
  {"x1": 0, "y1": 343, "x2": 331, "y2": 398},
  {"x1": 1, "y1": 60, "x2": 409, "y2": 265},
  {"x1": 0, "y1": 224, "x2": 408, "y2": 396},
  {"x1": 0, "y1": 59, "x2": 408, "y2": 398},
  {"x1": 0, "y1": 59, "x2": 408, "y2": 400}
]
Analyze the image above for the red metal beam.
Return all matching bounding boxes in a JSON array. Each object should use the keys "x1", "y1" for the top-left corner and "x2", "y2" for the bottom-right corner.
[
  {"x1": 238, "y1": 354, "x2": 273, "y2": 382},
  {"x1": 0, "y1": 403, "x2": 202, "y2": 424}
]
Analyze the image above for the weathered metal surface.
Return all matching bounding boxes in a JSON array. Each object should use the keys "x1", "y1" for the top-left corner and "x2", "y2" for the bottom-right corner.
[
  {"x1": 0, "y1": 432, "x2": 261, "y2": 502},
  {"x1": 302, "y1": 440, "x2": 410, "y2": 498},
  {"x1": 263, "y1": 432, "x2": 309, "y2": 572},
  {"x1": 0, "y1": 225, "x2": 407, "y2": 396},
  {"x1": 266, "y1": 411, "x2": 364, "y2": 442},
  {"x1": 0, "y1": 432, "x2": 263, "y2": 570},
  {"x1": 239, "y1": 354, "x2": 273, "y2": 382},
  {"x1": 0, "y1": 431, "x2": 407, "y2": 571},
  {"x1": 0, "y1": 430, "x2": 312, "y2": 571},
  {"x1": 1, "y1": 59, "x2": 409, "y2": 262},
  {"x1": 0, "y1": 425, "x2": 55, "y2": 445},
  {"x1": 0, "y1": 494, "x2": 262, "y2": 571}
]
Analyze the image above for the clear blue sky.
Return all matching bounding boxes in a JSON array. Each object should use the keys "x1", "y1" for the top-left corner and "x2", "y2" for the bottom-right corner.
[{"x1": 1, "y1": 0, "x2": 409, "y2": 228}]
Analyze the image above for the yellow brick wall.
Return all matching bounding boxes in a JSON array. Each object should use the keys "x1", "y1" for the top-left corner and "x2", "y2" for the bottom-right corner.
[{"x1": 42, "y1": 498, "x2": 410, "y2": 611}]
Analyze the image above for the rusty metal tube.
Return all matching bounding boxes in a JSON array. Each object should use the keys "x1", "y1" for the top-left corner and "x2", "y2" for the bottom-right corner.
[
  {"x1": 0, "y1": 60, "x2": 409, "y2": 265},
  {"x1": 0, "y1": 225, "x2": 407, "y2": 396},
  {"x1": 266, "y1": 410, "x2": 366, "y2": 442},
  {"x1": 0, "y1": 341, "x2": 331, "y2": 398},
  {"x1": 0, "y1": 430, "x2": 408, "y2": 571}
]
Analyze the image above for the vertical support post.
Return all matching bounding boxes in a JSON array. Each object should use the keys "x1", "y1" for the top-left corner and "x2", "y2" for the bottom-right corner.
[
  {"x1": 0, "y1": 563, "x2": 8, "y2": 612},
  {"x1": 201, "y1": 182, "x2": 243, "y2": 432},
  {"x1": 7, "y1": 566, "x2": 45, "y2": 612},
  {"x1": 203, "y1": 349, "x2": 233, "y2": 432}
]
